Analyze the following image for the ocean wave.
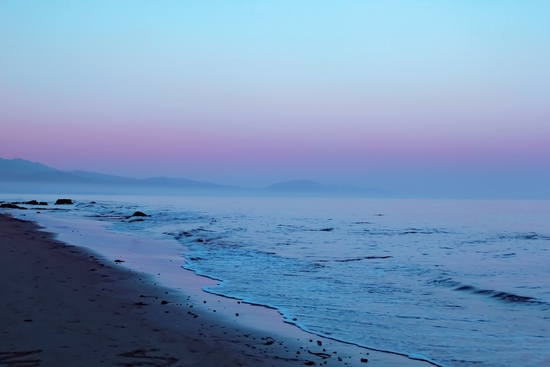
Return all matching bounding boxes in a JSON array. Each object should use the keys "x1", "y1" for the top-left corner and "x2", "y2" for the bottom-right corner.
[{"x1": 430, "y1": 277, "x2": 545, "y2": 306}]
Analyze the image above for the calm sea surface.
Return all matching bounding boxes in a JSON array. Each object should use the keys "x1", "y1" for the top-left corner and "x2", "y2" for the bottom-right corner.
[{"x1": 4, "y1": 195, "x2": 550, "y2": 366}]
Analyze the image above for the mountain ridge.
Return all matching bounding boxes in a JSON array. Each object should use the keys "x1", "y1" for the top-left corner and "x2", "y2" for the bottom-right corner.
[{"x1": 0, "y1": 157, "x2": 384, "y2": 197}]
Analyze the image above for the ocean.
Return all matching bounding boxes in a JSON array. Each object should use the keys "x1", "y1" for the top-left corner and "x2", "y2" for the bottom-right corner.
[{"x1": 2, "y1": 195, "x2": 549, "y2": 366}]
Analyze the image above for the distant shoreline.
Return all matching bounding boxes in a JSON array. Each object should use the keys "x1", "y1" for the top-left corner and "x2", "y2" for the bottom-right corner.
[{"x1": 0, "y1": 209, "x2": 435, "y2": 366}]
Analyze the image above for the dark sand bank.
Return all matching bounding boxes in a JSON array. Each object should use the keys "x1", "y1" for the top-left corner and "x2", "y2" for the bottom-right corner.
[{"x1": 0, "y1": 212, "x2": 433, "y2": 366}]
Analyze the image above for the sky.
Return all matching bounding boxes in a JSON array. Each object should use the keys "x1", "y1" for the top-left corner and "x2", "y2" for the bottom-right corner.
[{"x1": 1, "y1": 1, "x2": 549, "y2": 197}]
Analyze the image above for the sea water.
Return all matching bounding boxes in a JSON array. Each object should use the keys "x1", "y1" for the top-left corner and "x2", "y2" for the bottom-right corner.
[{"x1": 4, "y1": 195, "x2": 550, "y2": 366}]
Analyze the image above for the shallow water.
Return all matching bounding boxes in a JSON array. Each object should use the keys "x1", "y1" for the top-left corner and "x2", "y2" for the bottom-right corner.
[{"x1": 3, "y1": 195, "x2": 550, "y2": 366}]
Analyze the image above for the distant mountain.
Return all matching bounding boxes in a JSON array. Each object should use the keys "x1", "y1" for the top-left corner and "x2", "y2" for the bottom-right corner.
[
  {"x1": 262, "y1": 179, "x2": 386, "y2": 197},
  {"x1": 68, "y1": 170, "x2": 240, "y2": 190},
  {"x1": 0, "y1": 157, "x2": 386, "y2": 197},
  {"x1": 0, "y1": 158, "x2": 58, "y2": 175},
  {"x1": 0, "y1": 158, "x2": 244, "y2": 195},
  {"x1": 0, "y1": 158, "x2": 89, "y2": 184}
]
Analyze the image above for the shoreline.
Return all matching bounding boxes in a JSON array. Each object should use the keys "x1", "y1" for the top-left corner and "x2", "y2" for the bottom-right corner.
[{"x1": 0, "y1": 207, "x2": 435, "y2": 366}]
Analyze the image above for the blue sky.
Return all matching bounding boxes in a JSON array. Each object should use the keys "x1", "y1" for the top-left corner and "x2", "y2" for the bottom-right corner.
[{"x1": 1, "y1": 1, "x2": 549, "y2": 197}]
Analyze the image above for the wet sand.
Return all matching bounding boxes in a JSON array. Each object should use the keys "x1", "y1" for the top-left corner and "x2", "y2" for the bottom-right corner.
[{"x1": 0, "y1": 211, "x2": 434, "y2": 366}]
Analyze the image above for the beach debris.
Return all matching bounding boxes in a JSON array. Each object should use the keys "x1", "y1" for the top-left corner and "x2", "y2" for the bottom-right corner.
[
  {"x1": 320, "y1": 228, "x2": 334, "y2": 232},
  {"x1": 131, "y1": 211, "x2": 148, "y2": 217},
  {"x1": 134, "y1": 301, "x2": 147, "y2": 306},
  {"x1": 118, "y1": 349, "x2": 178, "y2": 366},
  {"x1": 317, "y1": 340, "x2": 322, "y2": 346},
  {"x1": 236, "y1": 313, "x2": 239, "y2": 316},
  {"x1": 307, "y1": 350, "x2": 331, "y2": 359},
  {"x1": 263, "y1": 336, "x2": 275, "y2": 345},
  {"x1": 114, "y1": 259, "x2": 125, "y2": 263},
  {"x1": 55, "y1": 199, "x2": 73, "y2": 205},
  {"x1": 304, "y1": 361, "x2": 315, "y2": 365},
  {"x1": 161, "y1": 300, "x2": 169, "y2": 305},
  {"x1": 361, "y1": 357, "x2": 369, "y2": 362}
]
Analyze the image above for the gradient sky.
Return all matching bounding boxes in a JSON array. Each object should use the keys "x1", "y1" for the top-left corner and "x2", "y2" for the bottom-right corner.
[{"x1": 1, "y1": 1, "x2": 549, "y2": 197}]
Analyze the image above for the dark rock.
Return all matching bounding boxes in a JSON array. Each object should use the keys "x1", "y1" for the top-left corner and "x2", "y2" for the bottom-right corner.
[
  {"x1": 317, "y1": 340, "x2": 322, "y2": 346},
  {"x1": 0, "y1": 203, "x2": 27, "y2": 210},
  {"x1": 38, "y1": 202, "x2": 48, "y2": 206},
  {"x1": 361, "y1": 358, "x2": 369, "y2": 363},
  {"x1": 55, "y1": 199, "x2": 73, "y2": 205},
  {"x1": 161, "y1": 300, "x2": 169, "y2": 305},
  {"x1": 320, "y1": 228, "x2": 334, "y2": 232},
  {"x1": 23, "y1": 200, "x2": 38, "y2": 205},
  {"x1": 131, "y1": 211, "x2": 148, "y2": 217},
  {"x1": 90, "y1": 201, "x2": 96, "y2": 204},
  {"x1": 114, "y1": 259, "x2": 124, "y2": 263},
  {"x1": 175, "y1": 231, "x2": 193, "y2": 239}
]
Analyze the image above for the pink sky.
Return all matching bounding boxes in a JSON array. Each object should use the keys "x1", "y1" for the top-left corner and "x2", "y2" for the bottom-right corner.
[{"x1": 1, "y1": 1, "x2": 549, "y2": 197}]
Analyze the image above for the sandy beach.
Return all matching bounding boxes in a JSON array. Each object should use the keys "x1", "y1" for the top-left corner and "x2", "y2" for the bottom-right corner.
[{"x1": 0, "y1": 211, "x2": 433, "y2": 367}]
